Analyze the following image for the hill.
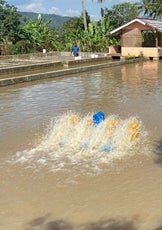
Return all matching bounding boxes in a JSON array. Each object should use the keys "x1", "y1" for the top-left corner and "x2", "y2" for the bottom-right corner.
[{"x1": 20, "y1": 11, "x2": 72, "y2": 31}]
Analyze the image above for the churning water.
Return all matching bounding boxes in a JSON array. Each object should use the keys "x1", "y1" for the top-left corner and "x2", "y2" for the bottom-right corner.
[
  {"x1": 10, "y1": 112, "x2": 147, "y2": 174},
  {"x1": 1, "y1": 60, "x2": 162, "y2": 230}
]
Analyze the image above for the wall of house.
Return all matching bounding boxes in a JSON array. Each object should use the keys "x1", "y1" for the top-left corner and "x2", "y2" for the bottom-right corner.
[
  {"x1": 126, "y1": 21, "x2": 151, "y2": 30},
  {"x1": 121, "y1": 28, "x2": 142, "y2": 47},
  {"x1": 108, "y1": 45, "x2": 121, "y2": 54},
  {"x1": 121, "y1": 47, "x2": 160, "y2": 58}
]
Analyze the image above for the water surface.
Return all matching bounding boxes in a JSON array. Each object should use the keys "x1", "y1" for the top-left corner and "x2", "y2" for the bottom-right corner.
[{"x1": 0, "y1": 60, "x2": 162, "y2": 230}]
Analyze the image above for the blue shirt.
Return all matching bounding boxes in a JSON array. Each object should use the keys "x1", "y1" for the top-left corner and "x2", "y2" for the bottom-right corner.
[{"x1": 72, "y1": 45, "x2": 79, "y2": 56}]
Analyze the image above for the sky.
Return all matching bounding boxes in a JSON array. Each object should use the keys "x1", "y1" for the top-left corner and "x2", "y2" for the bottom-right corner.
[{"x1": 7, "y1": 0, "x2": 137, "y2": 20}]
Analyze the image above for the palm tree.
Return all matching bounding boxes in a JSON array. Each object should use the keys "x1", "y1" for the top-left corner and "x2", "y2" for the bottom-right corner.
[
  {"x1": 139, "y1": 0, "x2": 162, "y2": 20},
  {"x1": 92, "y1": 0, "x2": 105, "y2": 18},
  {"x1": 97, "y1": 0, "x2": 105, "y2": 17},
  {"x1": 95, "y1": 0, "x2": 106, "y2": 36},
  {"x1": 150, "y1": 0, "x2": 162, "y2": 20},
  {"x1": 81, "y1": 0, "x2": 87, "y2": 31}
]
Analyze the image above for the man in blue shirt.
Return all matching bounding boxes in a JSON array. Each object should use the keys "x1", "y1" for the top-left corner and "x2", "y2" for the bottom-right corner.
[{"x1": 71, "y1": 44, "x2": 79, "y2": 57}]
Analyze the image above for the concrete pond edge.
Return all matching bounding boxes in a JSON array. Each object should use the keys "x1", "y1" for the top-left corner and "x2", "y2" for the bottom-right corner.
[{"x1": 0, "y1": 57, "x2": 147, "y2": 87}]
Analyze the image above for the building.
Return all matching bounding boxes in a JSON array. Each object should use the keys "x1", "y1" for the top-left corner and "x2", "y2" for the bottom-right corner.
[{"x1": 108, "y1": 18, "x2": 162, "y2": 60}]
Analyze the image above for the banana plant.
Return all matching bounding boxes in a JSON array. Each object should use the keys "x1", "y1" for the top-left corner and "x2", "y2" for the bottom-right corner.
[{"x1": 17, "y1": 14, "x2": 56, "y2": 52}]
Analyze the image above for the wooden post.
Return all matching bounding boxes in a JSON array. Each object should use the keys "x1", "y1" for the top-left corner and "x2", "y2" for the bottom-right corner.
[{"x1": 155, "y1": 30, "x2": 158, "y2": 47}]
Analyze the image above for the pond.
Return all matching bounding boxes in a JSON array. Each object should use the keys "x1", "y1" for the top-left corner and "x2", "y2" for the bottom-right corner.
[{"x1": 0, "y1": 60, "x2": 162, "y2": 230}]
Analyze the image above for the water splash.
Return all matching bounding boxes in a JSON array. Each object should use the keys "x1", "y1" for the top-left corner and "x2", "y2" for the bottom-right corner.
[{"x1": 11, "y1": 112, "x2": 147, "y2": 173}]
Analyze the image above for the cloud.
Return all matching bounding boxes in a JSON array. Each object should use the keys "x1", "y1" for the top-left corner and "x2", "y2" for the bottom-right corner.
[
  {"x1": 18, "y1": 4, "x2": 63, "y2": 15},
  {"x1": 16, "y1": 1, "x2": 80, "y2": 16},
  {"x1": 65, "y1": 9, "x2": 81, "y2": 17},
  {"x1": 17, "y1": 2, "x2": 45, "y2": 13},
  {"x1": 90, "y1": 14, "x2": 100, "y2": 21},
  {"x1": 45, "y1": 6, "x2": 62, "y2": 15},
  {"x1": 25, "y1": 3, "x2": 43, "y2": 11}
]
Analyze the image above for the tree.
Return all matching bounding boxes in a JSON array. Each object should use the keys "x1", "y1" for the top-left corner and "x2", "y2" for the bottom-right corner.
[
  {"x1": 61, "y1": 17, "x2": 83, "y2": 50},
  {"x1": 139, "y1": 0, "x2": 162, "y2": 20},
  {"x1": 12, "y1": 14, "x2": 59, "y2": 54},
  {"x1": 0, "y1": 0, "x2": 21, "y2": 43},
  {"x1": 61, "y1": 12, "x2": 90, "y2": 51},
  {"x1": 104, "y1": 2, "x2": 140, "y2": 30}
]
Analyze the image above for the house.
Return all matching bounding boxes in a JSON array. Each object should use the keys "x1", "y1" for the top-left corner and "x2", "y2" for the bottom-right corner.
[{"x1": 108, "y1": 18, "x2": 162, "y2": 60}]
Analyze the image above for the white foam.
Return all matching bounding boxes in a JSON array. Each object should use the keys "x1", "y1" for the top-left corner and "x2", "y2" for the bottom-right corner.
[{"x1": 11, "y1": 112, "x2": 148, "y2": 173}]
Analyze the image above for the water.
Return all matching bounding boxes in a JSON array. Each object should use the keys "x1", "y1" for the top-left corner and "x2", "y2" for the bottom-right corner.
[
  {"x1": 0, "y1": 60, "x2": 162, "y2": 230},
  {"x1": 9, "y1": 112, "x2": 146, "y2": 173}
]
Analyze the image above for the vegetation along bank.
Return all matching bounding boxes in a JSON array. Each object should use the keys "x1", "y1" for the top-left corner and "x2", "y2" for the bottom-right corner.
[{"x1": 0, "y1": 0, "x2": 161, "y2": 55}]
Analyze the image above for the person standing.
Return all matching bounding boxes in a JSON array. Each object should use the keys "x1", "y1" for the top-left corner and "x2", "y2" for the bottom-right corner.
[{"x1": 71, "y1": 44, "x2": 79, "y2": 57}]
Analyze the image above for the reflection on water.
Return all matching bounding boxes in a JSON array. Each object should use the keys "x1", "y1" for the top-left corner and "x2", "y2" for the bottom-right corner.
[{"x1": 0, "y1": 60, "x2": 162, "y2": 230}]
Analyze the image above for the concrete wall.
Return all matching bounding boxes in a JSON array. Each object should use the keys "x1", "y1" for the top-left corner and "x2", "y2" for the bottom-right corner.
[
  {"x1": 121, "y1": 47, "x2": 161, "y2": 58},
  {"x1": 0, "y1": 57, "x2": 146, "y2": 87},
  {"x1": 0, "y1": 51, "x2": 109, "y2": 62}
]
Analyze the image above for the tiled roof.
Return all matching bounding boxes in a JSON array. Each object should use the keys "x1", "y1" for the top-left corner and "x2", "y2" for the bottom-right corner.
[
  {"x1": 109, "y1": 18, "x2": 162, "y2": 36},
  {"x1": 141, "y1": 18, "x2": 162, "y2": 32}
]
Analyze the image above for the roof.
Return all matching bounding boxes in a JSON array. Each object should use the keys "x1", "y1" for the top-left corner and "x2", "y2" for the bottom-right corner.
[{"x1": 109, "y1": 18, "x2": 162, "y2": 36}]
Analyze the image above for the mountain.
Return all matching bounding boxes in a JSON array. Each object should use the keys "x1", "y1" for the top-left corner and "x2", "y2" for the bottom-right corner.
[{"x1": 19, "y1": 11, "x2": 72, "y2": 31}]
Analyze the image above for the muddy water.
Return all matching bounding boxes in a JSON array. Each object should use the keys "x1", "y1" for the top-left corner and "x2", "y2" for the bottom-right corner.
[{"x1": 0, "y1": 60, "x2": 162, "y2": 230}]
